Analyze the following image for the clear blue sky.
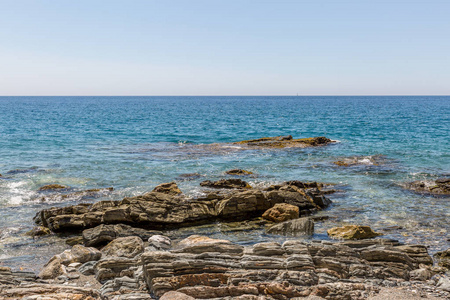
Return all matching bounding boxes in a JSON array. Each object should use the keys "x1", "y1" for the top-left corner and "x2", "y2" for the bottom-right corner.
[{"x1": 0, "y1": 0, "x2": 449, "y2": 95}]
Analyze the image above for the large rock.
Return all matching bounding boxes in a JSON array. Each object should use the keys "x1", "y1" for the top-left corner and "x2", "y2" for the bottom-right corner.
[
  {"x1": 101, "y1": 236, "x2": 144, "y2": 258},
  {"x1": 174, "y1": 235, "x2": 244, "y2": 255},
  {"x1": 34, "y1": 181, "x2": 332, "y2": 233},
  {"x1": 141, "y1": 235, "x2": 434, "y2": 299},
  {"x1": 233, "y1": 135, "x2": 333, "y2": 148},
  {"x1": 152, "y1": 182, "x2": 182, "y2": 196},
  {"x1": 327, "y1": 225, "x2": 381, "y2": 240},
  {"x1": 83, "y1": 223, "x2": 162, "y2": 247},
  {"x1": 267, "y1": 217, "x2": 314, "y2": 236},
  {"x1": 404, "y1": 178, "x2": 450, "y2": 196},
  {"x1": 262, "y1": 203, "x2": 299, "y2": 222}
]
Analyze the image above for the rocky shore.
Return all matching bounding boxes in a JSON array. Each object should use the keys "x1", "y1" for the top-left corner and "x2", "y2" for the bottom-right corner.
[
  {"x1": 1, "y1": 176, "x2": 449, "y2": 299},
  {"x1": 1, "y1": 137, "x2": 449, "y2": 299}
]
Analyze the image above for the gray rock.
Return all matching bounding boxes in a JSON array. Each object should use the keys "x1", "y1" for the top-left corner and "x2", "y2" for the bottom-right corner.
[
  {"x1": 148, "y1": 235, "x2": 171, "y2": 251},
  {"x1": 266, "y1": 217, "x2": 314, "y2": 236}
]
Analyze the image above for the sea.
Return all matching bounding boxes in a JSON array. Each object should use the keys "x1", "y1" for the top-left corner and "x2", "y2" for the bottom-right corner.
[{"x1": 0, "y1": 96, "x2": 449, "y2": 272}]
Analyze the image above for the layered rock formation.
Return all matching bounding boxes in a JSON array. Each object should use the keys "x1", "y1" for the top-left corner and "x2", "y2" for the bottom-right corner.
[{"x1": 34, "y1": 181, "x2": 331, "y2": 233}]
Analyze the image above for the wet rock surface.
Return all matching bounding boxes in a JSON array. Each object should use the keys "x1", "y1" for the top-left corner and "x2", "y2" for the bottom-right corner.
[
  {"x1": 34, "y1": 181, "x2": 331, "y2": 233},
  {"x1": 200, "y1": 178, "x2": 253, "y2": 189},
  {"x1": 233, "y1": 135, "x2": 333, "y2": 148},
  {"x1": 225, "y1": 169, "x2": 253, "y2": 175},
  {"x1": 404, "y1": 178, "x2": 450, "y2": 196}
]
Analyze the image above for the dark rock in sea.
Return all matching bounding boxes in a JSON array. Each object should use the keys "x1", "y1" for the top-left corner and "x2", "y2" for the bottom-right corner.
[
  {"x1": 38, "y1": 184, "x2": 68, "y2": 191},
  {"x1": 266, "y1": 217, "x2": 314, "y2": 236},
  {"x1": 6, "y1": 166, "x2": 39, "y2": 175},
  {"x1": 34, "y1": 180, "x2": 331, "y2": 233},
  {"x1": 404, "y1": 178, "x2": 450, "y2": 196},
  {"x1": 327, "y1": 225, "x2": 382, "y2": 240},
  {"x1": 234, "y1": 135, "x2": 333, "y2": 148},
  {"x1": 175, "y1": 173, "x2": 202, "y2": 181},
  {"x1": 152, "y1": 181, "x2": 182, "y2": 196},
  {"x1": 200, "y1": 178, "x2": 252, "y2": 189},
  {"x1": 225, "y1": 169, "x2": 253, "y2": 175},
  {"x1": 25, "y1": 226, "x2": 52, "y2": 237}
]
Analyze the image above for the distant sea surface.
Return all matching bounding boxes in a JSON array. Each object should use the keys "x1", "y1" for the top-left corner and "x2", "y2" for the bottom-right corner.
[{"x1": 0, "y1": 96, "x2": 449, "y2": 272}]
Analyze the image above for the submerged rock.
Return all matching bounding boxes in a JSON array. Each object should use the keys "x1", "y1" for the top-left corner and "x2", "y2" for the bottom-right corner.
[
  {"x1": 38, "y1": 184, "x2": 68, "y2": 191},
  {"x1": 234, "y1": 135, "x2": 333, "y2": 148},
  {"x1": 327, "y1": 225, "x2": 382, "y2": 240},
  {"x1": 37, "y1": 187, "x2": 114, "y2": 202},
  {"x1": 200, "y1": 178, "x2": 252, "y2": 189},
  {"x1": 262, "y1": 203, "x2": 299, "y2": 222},
  {"x1": 152, "y1": 182, "x2": 182, "y2": 196},
  {"x1": 25, "y1": 226, "x2": 52, "y2": 237},
  {"x1": 404, "y1": 178, "x2": 450, "y2": 196},
  {"x1": 225, "y1": 169, "x2": 253, "y2": 175}
]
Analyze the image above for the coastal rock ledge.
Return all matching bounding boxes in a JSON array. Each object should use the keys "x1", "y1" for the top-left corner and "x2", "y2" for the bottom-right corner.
[
  {"x1": 33, "y1": 180, "x2": 331, "y2": 233},
  {"x1": 2, "y1": 236, "x2": 448, "y2": 300}
]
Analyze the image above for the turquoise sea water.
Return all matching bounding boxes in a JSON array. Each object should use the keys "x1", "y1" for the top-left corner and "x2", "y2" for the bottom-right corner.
[{"x1": 0, "y1": 96, "x2": 449, "y2": 272}]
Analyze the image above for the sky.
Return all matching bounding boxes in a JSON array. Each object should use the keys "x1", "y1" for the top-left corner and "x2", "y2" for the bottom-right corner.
[{"x1": 0, "y1": 0, "x2": 449, "y2": 96}]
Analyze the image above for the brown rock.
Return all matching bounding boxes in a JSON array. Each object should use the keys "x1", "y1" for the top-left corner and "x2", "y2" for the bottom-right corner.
[
  {"x1": 225, "y1": 169, "x2": 253, "y2": 175},
  {"x1": 38, "y1": 257, "x2": 66, "y2": 279},
  {"x1": 38, "y1": 184, "x2": 68, "y2": 191},
  {"x1": 152, "y1": 182, "x2": 182, "y2": 195},
  {"x1": 234, "y1": 135, "x2": 332, "y2": 148},
  {"x1": 25, "y1": 226, "x2": 51, "y2": 237},
  {"x1": 101, "y1": 236, "x2": 144, "y2": 258},
  {"x1": 327, "y1": 225, "x2": 381, "y2": 240},
  {"x1": 262, "y1": 203, "x2": 299, "y2": 222}
]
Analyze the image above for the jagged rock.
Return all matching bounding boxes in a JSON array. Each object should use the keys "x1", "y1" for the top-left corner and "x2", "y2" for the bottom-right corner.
[
  {"x1": 152, "y1": 182, "x2": 182, "y2": 195},
  {"x1": 200, "y1": 178, "x2": 252, "y2": 189},
  {"x1": 233, "y1": 135, "x2": 332, "y2": 148},
  {"x1": 409, "y1": 268, "x2": 431, "y2": 281},
  {"x1": 34, "y1": 181, "x2": 332, "y2": 233},
  {"x1": 225, "y1": 169, "x2": 253, "y2": 175},
  {"x1": 38, "y1": 257, "x2": 66, "y2": 279},
  {"x1": 148, "y1": 235, "x2": 172, "y2": 251},
  {"x1": 101, "y1": 236, "x2": 144, "y2": 258},
  {"x1": 266, "y1": 217, "x2": 314, "y2": 236},
  {"x1": 434, "y1": 248, "x2": 450, "y2": 269},
  {"x1": 327, "y1": 225, "x2": 381, "y2": 240},
  {"x1": 38, "y1": 184, "x2": 68, "y2": 191},
  {"x1": 262, "y1": 203, "x2": 299, "y2": 222},
  {"x1": 83, "y1": 224, "x2": 162, "y2": 247},
  {"x1": 404, "y1": 177, "x2": 450, "y2": 196},
  {"x1": 25, "y1": 226, "x2": 51, "y2": 237},
  {"x1": 94, "y1": 257, "x2": 139, "y2": 283},
  {"x1": 58, "y1": 244, "x2": 102, "y2": 265}
]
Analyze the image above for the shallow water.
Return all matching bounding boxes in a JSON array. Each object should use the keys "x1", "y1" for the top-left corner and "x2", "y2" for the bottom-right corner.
[{"x1": 0, "y1": 96, "x2": 449, "y2": 272}]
